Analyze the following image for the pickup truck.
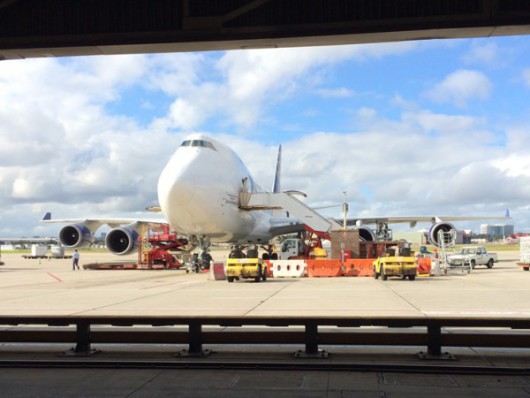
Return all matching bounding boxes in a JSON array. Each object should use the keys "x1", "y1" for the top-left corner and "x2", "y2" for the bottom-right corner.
[{"x1": 447, "y1": 246, "x2": 498, "y2": 269}]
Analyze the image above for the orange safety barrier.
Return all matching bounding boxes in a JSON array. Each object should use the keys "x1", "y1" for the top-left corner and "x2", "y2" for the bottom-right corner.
[
  {"x1": 342, "y1": 259, "x2": 376, "y2": 277},
  {"x1": 306, "y1": 259, "x2": 343, "y2": 277},
  {"x1": 263, "y1": 260, "x2": 272, "y2": 278},
  {"x1": 212, "y1": 261, "x2": 226, "y2": 280},
  {"x1": 416, "y1": 258, "x2": 432, "y2": 276}
]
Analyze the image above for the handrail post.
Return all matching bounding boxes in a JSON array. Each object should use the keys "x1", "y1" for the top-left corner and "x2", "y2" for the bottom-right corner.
[
  {"x1": 61, "y1": 320, "x2": 99, "y2": 356},
  {"x1": 176, "y1": 320, "x2": 211, "y2": 357},
  {"x1": 418, "y1": 322, "x2": 455, "y2": 360},
  {"x1": 428, "y1": 324, "x2": 442, "y2": 356},
  {"x1": 294, "y1": 321, "x2": 328, "y2": 358}
]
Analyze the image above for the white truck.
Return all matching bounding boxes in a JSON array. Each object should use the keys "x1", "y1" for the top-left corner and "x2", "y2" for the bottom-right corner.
[{"x1": 447, "y1": 246, "x2": 498, "y2": 269}]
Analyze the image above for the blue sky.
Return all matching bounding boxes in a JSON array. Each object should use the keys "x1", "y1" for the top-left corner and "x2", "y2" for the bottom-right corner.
[{"x1": 1, "y1": 35, "x2": 529, "y2": 236}]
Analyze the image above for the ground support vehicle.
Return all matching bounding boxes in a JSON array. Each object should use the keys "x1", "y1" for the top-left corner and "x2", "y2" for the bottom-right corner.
[
  {"x1": 373, "y1": 256, "x2": 417, "y2": 281},
  {"x1": 447, "y1": 246, "x2": 498, "y2": 269},
  {"x1": 518, "y1": 236, "x2": 530, "y2": 271},
  {"x1": 517, "y1": 263, "x2": 530, "y2": 271},
  {"x1": 226, "y1": 258, "x2": 267, "y2": 282},
  {"x1": 137, "y1": 225, "x2": 188, "y2": 270},
  {"x1": 21, "y1": 255, "x2": 48, "y2": 259},
  {"x1": 278, "y1": 229, "x2": 329, "y2": 260},
  {"x1": 22, "y1": 244, "x2": 49, "y2": 259}
]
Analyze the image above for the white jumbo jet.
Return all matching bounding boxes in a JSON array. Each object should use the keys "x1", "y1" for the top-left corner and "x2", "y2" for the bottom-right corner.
[{"x1": 44, "y1": 133, "x2": 509, "y2": 255}]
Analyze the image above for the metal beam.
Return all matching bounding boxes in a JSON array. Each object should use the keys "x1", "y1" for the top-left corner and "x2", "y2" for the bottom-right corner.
[{"x1": 0, "y1": 0, "x2": 530, "y2": 60}]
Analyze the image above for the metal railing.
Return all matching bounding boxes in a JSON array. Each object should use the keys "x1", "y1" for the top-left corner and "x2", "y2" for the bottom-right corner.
[{"x1": 0, "y1": 315, "x2": 529, "y2": 360}]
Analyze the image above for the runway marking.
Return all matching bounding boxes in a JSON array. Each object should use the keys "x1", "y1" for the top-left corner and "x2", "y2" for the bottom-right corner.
[
  {"x1": 424, "y1": 310, "x2": 530, "y2": 316},
  {"x1": 139, "y1": 280, "x2": 198, "y2": 290},
  {"x1": 46, "y1": 272, "x2": 63, "y2": 282}
]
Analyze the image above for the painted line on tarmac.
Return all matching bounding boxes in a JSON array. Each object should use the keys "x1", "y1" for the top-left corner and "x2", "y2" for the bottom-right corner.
[
  {"x1": 139, "y1": 280, "x2": 200, "y2": 290},
  {"x1": 46, "y1": 272, "x2": 63, "y2": 282},
  {"x1": 424, "y1": 310, "x2": 530, "y2": 316}
]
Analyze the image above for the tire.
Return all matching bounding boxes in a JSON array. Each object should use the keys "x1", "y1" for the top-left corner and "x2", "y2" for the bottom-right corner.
[
  {"x1": 227, "y1": 277, "x2": 234, "y2": 283},
  {"x1": 373, "y1": 266, "x2": 379, "y2": 279},
  {"x1": 381, "y1": 267, "x2": 388, "y2": 281},
  {"x1": 408, "y1": 275, "x2": 416, "y2": 281},
  {"x1": 262, "y1": 266, "x2": 267, "y2": 281},
  {"x1": 487, "y1": 259, "x2": 494, "y2": 269},
  {"x1": 524, "y1": 267, "x2": 529, "y2": 271},
  {"x1": 470, "y1": 260, "x2": 476, "y2": 269}
]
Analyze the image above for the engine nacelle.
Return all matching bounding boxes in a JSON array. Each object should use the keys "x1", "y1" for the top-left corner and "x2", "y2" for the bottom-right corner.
[
  {"x1": 429, "y1": 222, "x2": 456, "y2": 247},
  {"x1": 354, "y1": 227, "x2": 375, "y2": 242},
  {"x1": 105, "y1": 226, "x2": 139, "y2": 255},
  {"x1": 59, "y1": 224, "x2": 94, "y2": 248}
]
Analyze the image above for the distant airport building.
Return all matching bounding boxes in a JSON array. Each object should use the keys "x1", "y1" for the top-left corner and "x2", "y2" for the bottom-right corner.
[{"x1": 480, "y1": 223, "x2": 514, "y2": 239}]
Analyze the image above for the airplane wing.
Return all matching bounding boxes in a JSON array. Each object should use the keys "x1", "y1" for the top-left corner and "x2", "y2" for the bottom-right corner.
[
  {"x1": 344, "y1": 208, "x2": 511, "y2": 228},
  {"x1": 0, "y1": 237, "x2": 58, "y2": 244},
  {"x1": 41, "y1": 214, "x2": 168, "y2": 231},
  {"x1": 344, "y1": 215, "x2": 510, "y2": 227},
  {"x1": 41, "y1": 212, "x2": 169, "y2": 255},
  {"x1": 337, "y1": 209, "x2": 511, "y2": 246}
]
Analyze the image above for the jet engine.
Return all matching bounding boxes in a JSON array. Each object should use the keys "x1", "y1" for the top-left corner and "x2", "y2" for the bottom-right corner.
[
  {"x1": 105, "y1": 226, "x2": 139, "y2": 255},
  {"x1": 428, "y1": 222, "x2": 456, "y2": 247},
  {"x1": 354, "y1": 227, "x2": 375, "y2": 242},
  {"x1": 59, "y1": 224, "x2": 94, "y2": 248}
]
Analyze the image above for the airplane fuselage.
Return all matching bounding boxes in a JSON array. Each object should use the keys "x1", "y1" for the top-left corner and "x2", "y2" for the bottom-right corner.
[{"x1": 157, "y1": 135, "x2": 273, "y2": 243}]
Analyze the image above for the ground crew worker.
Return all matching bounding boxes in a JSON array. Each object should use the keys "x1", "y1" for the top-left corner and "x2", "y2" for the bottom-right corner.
[{"x1": 72, "y1": 249, "x2": 80, "y2": 270}]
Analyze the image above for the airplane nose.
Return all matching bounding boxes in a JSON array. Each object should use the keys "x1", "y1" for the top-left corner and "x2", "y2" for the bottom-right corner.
[
  {"x1": 168, "y1": 171, "x2": 196, "y2": 205},
  {"x1": 158, "y1": 159, "x2": 197, "y2": 206}
]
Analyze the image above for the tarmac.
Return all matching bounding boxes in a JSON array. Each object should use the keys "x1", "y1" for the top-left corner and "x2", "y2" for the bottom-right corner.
[{"x1": 0, "y1": 249, "x2": 529, "y2": 397}]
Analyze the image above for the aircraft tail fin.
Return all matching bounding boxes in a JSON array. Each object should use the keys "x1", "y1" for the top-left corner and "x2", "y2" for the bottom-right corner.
[
  {"x1": 42, "y1": 212, "x2": 51, "y2": 221},
  {"x1": 272, "y1": 145, "x2": 282, "y2": 193}
]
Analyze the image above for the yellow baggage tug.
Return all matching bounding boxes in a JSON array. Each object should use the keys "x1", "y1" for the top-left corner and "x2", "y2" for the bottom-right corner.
[
  {"x1": 373, "y1": 251, "x2": 417, "y2": 281},
  {"x1": 226, "y1": 258, "x2": 267, "y2": 282}
]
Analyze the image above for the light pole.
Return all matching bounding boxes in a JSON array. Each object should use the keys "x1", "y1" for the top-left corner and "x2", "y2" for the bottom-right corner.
[{"x1": 342, "y1": 191, "x2": 348, "y2": 230}]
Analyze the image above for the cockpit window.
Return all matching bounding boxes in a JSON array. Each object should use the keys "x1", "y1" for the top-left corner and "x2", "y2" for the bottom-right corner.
[{"x1": 179, "y1": 140, "x2": 216, "y2": 150}]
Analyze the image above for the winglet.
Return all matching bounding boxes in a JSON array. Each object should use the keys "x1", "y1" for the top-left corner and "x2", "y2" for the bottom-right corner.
[
  {"x1": 272, "y1": 145, "x2": 282, "y2": 193},
  {"x1": 42, "y1": 212, "x2": 51, "y2": 221},
  {"x1": 505, "y1": 208, "x2": 511, "y2": 218}
]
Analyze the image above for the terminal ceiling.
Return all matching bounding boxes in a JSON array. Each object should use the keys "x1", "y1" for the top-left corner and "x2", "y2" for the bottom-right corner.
[{"x1": 1, "y1": 0, "x2": 530, "y2": 60}]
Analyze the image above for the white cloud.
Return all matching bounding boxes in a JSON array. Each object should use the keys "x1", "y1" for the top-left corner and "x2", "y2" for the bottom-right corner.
[
  {"x1": 1, "y1": 38, "x2": 530, "y2": 236},
  {"x1": 316, "y1": 87, "x2": 354, "y2": 98},
  {"x1": 425, "y1": 69, "x2": 492, "y2": 107},
  {"x1": 0, "y1": 55, "x2": 183, "y2": 235},
  {"x1": 523, "y1": 68, "x2": 530, "y2": 88},
  {"x1": 462, "y1": 41, "x2": 499, "y2": 65},
  {"x1": 142, "y1": 42, "x2": 420, "y2": 130}
]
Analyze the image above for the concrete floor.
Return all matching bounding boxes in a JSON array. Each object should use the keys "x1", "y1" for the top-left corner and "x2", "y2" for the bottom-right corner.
[
  {"x1": 0, "y1": 250, "x2": 529, "y2": 397},
  {"x1": 0, "y1": 250, "x2": 527, "y2": 318}
]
